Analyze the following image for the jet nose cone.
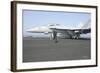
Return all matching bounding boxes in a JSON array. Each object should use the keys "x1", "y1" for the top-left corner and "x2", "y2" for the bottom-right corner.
[
  {"x1": 26, "y1": 27, "x2": 39, "y2": 33},
  {"x1": 26, "y1": 29, "x2": 33, "y2": 32}
]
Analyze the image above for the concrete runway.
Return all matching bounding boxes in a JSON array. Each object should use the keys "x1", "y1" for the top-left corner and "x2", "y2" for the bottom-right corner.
[{"x1": 23, "y1": 37, "x2": 91, "y2": 62}]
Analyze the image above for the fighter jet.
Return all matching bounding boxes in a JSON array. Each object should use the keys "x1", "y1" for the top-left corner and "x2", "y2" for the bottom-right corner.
[{"x1": 26, "y1": 19, "x2": 91, "y2": 40}]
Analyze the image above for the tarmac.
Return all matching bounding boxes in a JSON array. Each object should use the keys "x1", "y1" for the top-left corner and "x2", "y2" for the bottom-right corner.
[{"x1": 23, "y1": 37, "x2": 91, "y2": 62}]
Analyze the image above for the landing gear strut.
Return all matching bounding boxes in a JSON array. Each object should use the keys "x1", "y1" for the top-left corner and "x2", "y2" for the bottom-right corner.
[{"x1": 73, "y1": 34, "x2": 80, "y2": 39}]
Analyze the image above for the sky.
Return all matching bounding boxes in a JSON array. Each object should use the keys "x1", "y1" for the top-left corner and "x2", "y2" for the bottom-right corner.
[{"x1": 22, "y1": 10, "x2": 91, "y2": 37}]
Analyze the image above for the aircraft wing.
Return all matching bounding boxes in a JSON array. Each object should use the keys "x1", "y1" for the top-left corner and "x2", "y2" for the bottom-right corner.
[{"x1": 50, "y1": 27, "x2": 91, "y2": 34}]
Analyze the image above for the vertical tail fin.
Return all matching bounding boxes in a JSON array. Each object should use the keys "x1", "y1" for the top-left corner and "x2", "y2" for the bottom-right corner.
[{"x1": 78, "y1": 19, "x2": 91, "y2": 29}]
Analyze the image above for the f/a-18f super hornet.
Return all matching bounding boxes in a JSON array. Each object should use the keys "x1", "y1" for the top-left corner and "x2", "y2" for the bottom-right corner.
[{"x1": 27, "y1": 19, "x2": 91, "y2": 42}]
